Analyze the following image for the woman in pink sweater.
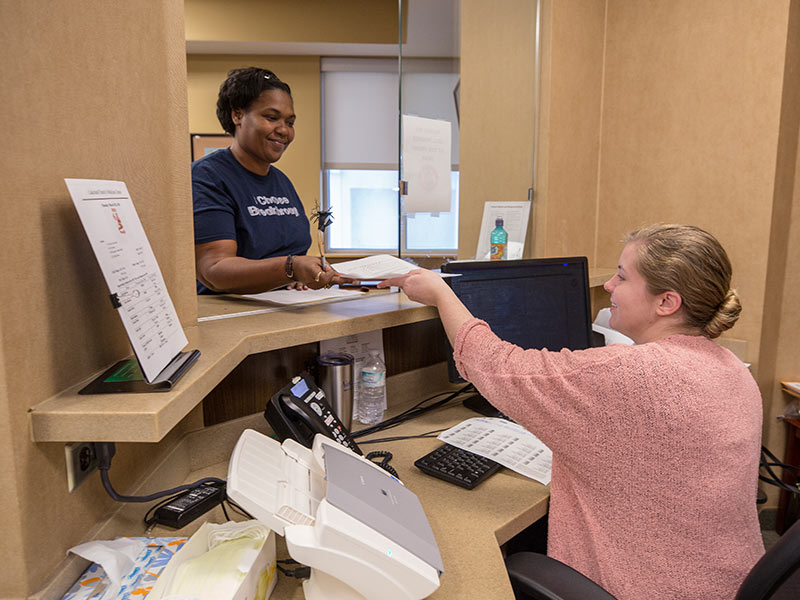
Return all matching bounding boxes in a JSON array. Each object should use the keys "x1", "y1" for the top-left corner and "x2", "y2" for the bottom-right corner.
[{"x1": 379, "y1": 224, "x2": 764, "y2": 600}]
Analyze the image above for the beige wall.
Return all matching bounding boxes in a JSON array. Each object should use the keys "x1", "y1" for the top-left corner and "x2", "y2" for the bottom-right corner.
[
  {"x1": 533, "y1": 0, "x2": 607, "y2": 260},
  {"x1": 462, "y1": 0, "x2": 799, "y2": 508},
  {"x1": 460, "y1": 0, "x2": 608, "y2": 261},
  {"x1": 595, "y1": 0, "x2": 789, "y2": 362},
  {"x1": 185, "y1": 0, "x2": 401, "y2": 44},
  {"x1": 0, "y1": 1, "x2": 199, "y2": 596},
  {"x1": 187, "y1": 55, "x2": 324, "y2": 253},
  {"x1": 459, "y1": 0, "x2": 538, "y2": 260},
  {"x1": 3, "y1": 0, "x2": 800, "y2": 597},
  {"x1": 756, "y1": 0, "x2": 800, "y2": 487}
]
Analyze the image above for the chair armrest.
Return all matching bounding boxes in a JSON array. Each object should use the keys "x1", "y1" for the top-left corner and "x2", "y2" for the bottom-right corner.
[{"x1": 505, "y1": 552, "x2": 618, "y2": 600}]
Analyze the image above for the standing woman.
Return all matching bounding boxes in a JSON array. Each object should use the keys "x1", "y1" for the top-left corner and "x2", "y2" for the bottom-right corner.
[
  {"x1": 192, "y1": 67, "x2": 343, "y2": 294},
  {"x1": 379, "y1": 224, "x2": 764, "y2": 600}
]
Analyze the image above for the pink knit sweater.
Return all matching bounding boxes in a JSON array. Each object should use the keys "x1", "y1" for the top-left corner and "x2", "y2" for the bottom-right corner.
[{"x1": 453, "y1": 319, "x2": 765, "y2": 600}]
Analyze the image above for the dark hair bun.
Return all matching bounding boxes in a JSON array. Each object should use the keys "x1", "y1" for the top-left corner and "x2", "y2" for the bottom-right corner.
[{"x1": 216, "y1": 67, "x2": 292, "y2": 135}]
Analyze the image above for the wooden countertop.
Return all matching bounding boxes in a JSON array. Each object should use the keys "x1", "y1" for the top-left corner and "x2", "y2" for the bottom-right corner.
[
  {"x1": 360, "y1": 402, "x2": 550, "y2": 599},
  {"x1": 29, "y1": 292, "x2": 437, "y2": 442},
  {"x1": 28, "y1": 267, "x2": 613, "y2": 444}
]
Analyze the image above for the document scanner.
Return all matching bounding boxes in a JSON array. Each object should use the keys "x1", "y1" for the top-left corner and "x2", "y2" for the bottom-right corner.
[{"x1": 227, "y1": 429, "x2": 444, "y2": 600}]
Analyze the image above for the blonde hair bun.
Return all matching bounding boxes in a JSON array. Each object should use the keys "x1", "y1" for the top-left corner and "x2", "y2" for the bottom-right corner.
[{"x1": 703, "y1": 289, "x2": 741, "y2": 339}]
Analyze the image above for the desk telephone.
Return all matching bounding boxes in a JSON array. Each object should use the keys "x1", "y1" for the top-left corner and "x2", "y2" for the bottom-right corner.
[{"x1": 265, "y1": 374, "x2": 362, "y2": 455}]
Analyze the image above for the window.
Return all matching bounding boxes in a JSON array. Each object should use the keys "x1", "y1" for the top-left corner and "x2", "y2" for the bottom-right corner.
[{"x1": 322, "y1": 58, "x2": 460, "y2": 254}]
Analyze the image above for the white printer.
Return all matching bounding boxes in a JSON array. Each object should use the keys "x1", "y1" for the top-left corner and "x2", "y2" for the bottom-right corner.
[{"x1": 227, "y1": 429, "x2": 444, "y2": 600}]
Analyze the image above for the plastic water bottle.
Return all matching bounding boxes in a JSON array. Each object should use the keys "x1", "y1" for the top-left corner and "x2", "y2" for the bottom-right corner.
[
  {"x1": 490, "y1": 217, "x2": 508, "y2": 260},
  {"x1": 358, "y1": 350, "x2": 386, "y2": 425}
]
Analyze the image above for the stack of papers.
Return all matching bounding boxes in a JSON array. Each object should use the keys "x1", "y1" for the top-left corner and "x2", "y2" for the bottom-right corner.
[
  {"x1": 238, "y1": 255, "x2": 450, "y2": 306},
  {"x1": 241, "y1": 287, "x2": 365, "y2": 305},
  {"x1": 332, "y1": 255, "x2": 421, "y2": 279},
  {"x1": 438, "y1": 417, "x2": 552, "y2": 485}
]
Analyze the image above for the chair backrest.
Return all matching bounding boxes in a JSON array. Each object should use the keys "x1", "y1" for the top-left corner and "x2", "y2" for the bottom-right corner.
[{"x1": 735, "y1": 518, "x2": 800, "y2": 600}]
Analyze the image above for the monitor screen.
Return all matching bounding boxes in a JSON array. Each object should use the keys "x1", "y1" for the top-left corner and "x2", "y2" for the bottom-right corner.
[{"x1": 441, "y1": 257, "x2": 593, "y2": 383}]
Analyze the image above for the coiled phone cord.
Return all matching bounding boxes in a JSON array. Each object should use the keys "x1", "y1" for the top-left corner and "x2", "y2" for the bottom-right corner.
[{"x1": 365, "y1": 450, "x2": 399, "y2": 479}]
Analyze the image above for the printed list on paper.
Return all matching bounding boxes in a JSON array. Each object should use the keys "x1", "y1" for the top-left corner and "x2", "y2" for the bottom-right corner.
[
  {"x1": 65, "y1": 178, "x2": 187, "y2": 382},
  {"x1": 438, "y1": 417, "x2": 553, "y2": 485}
]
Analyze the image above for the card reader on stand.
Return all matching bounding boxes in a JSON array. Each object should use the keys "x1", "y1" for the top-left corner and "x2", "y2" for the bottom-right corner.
[{"x1": 227, "y1": 429, "x2": 443, "y2": 600}]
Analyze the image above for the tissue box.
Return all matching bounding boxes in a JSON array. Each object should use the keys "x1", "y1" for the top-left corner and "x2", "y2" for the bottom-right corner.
[
  {"x1": 61, "y1": 537, "x2": 187, "y2": 600},
  {"x1": 146, "y1": 521, "x2": 277, "y2": 600}
]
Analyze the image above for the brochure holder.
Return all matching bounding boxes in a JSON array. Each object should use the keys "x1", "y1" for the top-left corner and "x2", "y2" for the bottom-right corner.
[
  {"x1": 79, "y1": 349, "x2": 200, "y2": 395},
  {"x1": 66, "y1": 178, "x2": 201, "y2": 395}
]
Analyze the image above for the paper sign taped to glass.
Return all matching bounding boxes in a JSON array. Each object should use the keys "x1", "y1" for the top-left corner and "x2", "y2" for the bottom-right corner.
[{"x1": 402, "y1": 115, "x2": 452, "y2": 214}]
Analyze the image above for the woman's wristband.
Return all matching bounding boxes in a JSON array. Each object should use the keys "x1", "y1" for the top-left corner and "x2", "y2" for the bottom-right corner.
[{"x1": 285, "y1": 255, "x2": 296, "y2": 280}]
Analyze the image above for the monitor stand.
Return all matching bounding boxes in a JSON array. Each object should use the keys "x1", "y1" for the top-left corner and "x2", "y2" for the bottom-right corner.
[{"x1": 462, "y1": 394, "x2": 511, "y2": 420}]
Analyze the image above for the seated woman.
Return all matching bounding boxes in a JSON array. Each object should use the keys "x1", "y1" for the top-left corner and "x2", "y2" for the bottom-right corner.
[
  {"x1": 192, "y1": 67, "x2": 347, "y2": 294},
  {"x1": 379, "y1": 224, "x2": 764, "y2": 600}
]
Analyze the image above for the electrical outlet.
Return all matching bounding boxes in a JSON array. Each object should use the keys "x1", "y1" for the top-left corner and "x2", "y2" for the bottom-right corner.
[{"x1": 65, "y1": 442, "x2": 98, "y2": 493}]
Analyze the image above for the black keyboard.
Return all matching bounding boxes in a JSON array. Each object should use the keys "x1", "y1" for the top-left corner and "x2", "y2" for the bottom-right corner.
[{"x1": 414, "y1": 443, "x2": 502, "y2": 489}]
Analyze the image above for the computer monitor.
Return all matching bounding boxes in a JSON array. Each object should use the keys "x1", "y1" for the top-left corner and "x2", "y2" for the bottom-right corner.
[{"x1": 441, "y1": 257, "x2": 593, "y2": 387}]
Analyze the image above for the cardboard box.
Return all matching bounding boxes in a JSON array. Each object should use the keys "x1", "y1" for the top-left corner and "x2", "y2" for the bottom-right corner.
[{"x1": 146, "y1": 521, "x2": 276, "y2": 600}]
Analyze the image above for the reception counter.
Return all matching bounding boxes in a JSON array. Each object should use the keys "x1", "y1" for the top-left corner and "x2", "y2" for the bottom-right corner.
[
  {"x1": 28, "y1": 291, "x2": 436, "y2": 443},
  {"x1": 29, "y1": 267, "x2": 614, "y2": 444}
]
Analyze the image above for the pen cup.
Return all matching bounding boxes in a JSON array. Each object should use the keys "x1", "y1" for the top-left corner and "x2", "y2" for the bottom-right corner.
[{"x1": 316, "y1": 353, "x2": 355, "y2": 428}]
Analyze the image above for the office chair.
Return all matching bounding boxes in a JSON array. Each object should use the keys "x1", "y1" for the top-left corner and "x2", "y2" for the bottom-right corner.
[{"x1": 505, "y1": 517, "x2": 800, "y2": 600}]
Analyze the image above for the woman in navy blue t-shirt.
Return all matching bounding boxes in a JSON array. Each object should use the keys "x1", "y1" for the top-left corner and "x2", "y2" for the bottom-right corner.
[{"x1": 192, "y1": 67, "x2": 346, "y2": 294}]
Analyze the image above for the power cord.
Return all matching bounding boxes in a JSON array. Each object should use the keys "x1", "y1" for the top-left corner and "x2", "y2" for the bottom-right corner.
[
  {"x1": 352, "y1": 383, "x2": 473, "y2": 439},
  {"x1": 96, "y1": 442, "x2": 225, "y2": 503},
  {"x1": 225, "y1": 496, "x2": 254, "y2": 520},
  {"x1": 357, "y1": 429, "x2": 447, "y2": 445},
  {"x1": 276, "y1": 559, "x2": 310, "y2": 579},
  {"x1": 760, "y1": 445, "x2": 800, "y2": 496}
]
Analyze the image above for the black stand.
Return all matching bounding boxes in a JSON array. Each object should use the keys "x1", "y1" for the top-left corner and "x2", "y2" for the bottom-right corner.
[{"x1": 79, "y1": 349, "x2": 201, "y2": 395}]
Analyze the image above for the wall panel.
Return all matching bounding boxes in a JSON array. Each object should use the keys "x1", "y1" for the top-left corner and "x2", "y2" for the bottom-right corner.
[
  {"x1": 0, "y1": 1, "x2": 196, "y2": 595},
  {"x1": 595, "y1": 0, "x2": 791, "y2": 370},
  {"x1": 459, "y1": 0, "x2": 537, "y2": 260},
  {"x1": 185, "y1": 0, "x2": 400, "y2": 45},
  {"x1": 758, "y1": 0, "x2": 800, "y2": 503}
]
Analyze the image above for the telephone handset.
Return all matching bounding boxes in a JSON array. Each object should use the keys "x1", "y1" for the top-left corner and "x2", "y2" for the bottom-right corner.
[{"x1": 264, "y1": 374, "x2": 362, "y2": 455}]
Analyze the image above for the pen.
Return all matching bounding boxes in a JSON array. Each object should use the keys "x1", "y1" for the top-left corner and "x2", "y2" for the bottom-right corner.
[{"x1": 318, "y1": 228, "x2": 327, "y2": 270}]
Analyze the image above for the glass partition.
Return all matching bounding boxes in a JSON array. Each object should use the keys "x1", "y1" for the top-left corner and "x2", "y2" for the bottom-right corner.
[
  {"x1": 322, "y1": 0, "x2": 461, "y2": 258},
  {"x1": 398, "y1": 0, "x2": 461, "y2": 257}
]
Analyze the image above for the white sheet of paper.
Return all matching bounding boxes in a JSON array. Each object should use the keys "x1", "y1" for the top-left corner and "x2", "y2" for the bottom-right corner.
[
  {"x1": 333, "y1": 255, "x2": 419, "y2": 279},
  {"x1": 438, "y1": 417, "x2": 553, "y2": 485},
  {"x1": 240, "y1": 287, "x2": 365, "y2": 305},
  {"x1": 66, "y1": 178, "x2": 188, "y2": 383},
  {"x1": 402, "y1": 115, "x2": 452, "y2": 213},
  {"x1": 320, "y1": 331, "x2": 386, "y2": 417},
  {"x1": 475, "y1": 202, "x2": 531, "y2": 260}
]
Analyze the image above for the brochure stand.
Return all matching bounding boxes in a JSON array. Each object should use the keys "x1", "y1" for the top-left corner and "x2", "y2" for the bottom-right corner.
[
  {"x1": 66, "y1": 178, "x2": 200, "y2": 395},
  {"x1": 79, "y1": 349, "x2": 200, "y2": 395}
]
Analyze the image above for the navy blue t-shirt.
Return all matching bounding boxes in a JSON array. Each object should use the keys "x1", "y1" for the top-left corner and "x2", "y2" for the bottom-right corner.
[{"x1": 192, "y1": 148, "x2": 311, "y2": 293}]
